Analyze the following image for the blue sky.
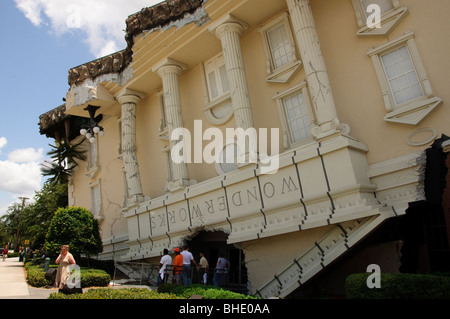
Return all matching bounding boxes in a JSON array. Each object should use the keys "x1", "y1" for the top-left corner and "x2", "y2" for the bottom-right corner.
[{"x1": 0, "y1": 0, "x2": 163, "y2": 215}]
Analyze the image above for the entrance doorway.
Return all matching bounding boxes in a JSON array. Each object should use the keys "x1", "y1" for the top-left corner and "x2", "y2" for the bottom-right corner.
[{"x1": 186, "y1": 231, "x2": 248, "y2": 288}]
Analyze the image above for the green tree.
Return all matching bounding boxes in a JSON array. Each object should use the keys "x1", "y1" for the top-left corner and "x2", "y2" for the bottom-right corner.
[
  {"x1": 0, "y1": 204, "x2": 21, "y2": 248},
  {"x1": 41, "y1": 139, "x2": 86, "y2": 185},
  {"x1": 21, "y1": 182, "x2": 68, "y2": 250},
  {"x1": 44, "y1": 207, "x2": 102, "y2": 259},
  {"x1": 0, "y1": 182, "x2": 68, "y2": 251}
]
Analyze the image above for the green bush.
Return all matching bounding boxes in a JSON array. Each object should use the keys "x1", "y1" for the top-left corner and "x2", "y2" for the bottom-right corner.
[
  {"x1": 25, "y1": 264, "x2": 52, "y2": 287},
  {"x1": 80, "y1": 268, "x2": 111, "y2": 287},
  {"x1": 346, "y1": 273, "x2": 450, "y2": 299},
  {"x1": 48, "y1": 288, "x2": 181, "y2": 299},
  {"x1": 25, "y1": 264, "x2": 111, "y2": 288},
  {"x1": 158, "y1": 283, "x2": 259, "y2": 299}
]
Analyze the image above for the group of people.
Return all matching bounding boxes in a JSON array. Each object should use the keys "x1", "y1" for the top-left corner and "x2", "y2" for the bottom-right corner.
[{"x1": 158, "y1": 245, "x2": 230, "y2": 288}]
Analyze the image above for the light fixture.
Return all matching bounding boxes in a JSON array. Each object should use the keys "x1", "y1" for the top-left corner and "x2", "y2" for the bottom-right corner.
[{"x1": 79, "y1": 105, "x2": 104, "y2": 143}]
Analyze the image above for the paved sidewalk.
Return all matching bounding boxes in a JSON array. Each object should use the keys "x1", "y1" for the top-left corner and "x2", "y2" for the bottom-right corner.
[{"x1": 0, "y1": 257, "x2": 58, "y2": 299}]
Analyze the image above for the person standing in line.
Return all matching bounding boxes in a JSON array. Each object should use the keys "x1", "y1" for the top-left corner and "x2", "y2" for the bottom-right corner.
[
  {"x1": 180, "y1": 245, "x2": 199, "y2": 286},
  {"x1": 198, "y1": 252, "x2": 209, "y2": 285},
  {"x1": 213, "y1": 253, "x2": 230, "y2": 287},
  {"x1": 172, "y1": 248, "x2": 183, "y2": 285},
  {"x1": 157, "y1": 248, "x2": 172, "y2": 286},
  {"x1": 55, "y1": 245, "x2": 76, "y2": 292}
]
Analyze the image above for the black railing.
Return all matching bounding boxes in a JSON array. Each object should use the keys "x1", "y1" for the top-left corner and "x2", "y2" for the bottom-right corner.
[{"x1": 113, "y1": 261, "x2": 248, "y2": 293}]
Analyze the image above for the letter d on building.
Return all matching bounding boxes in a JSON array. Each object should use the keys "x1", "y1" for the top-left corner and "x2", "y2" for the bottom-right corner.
[{"x1": 366, "y1": 264, "x2": 381, "y2": 289}]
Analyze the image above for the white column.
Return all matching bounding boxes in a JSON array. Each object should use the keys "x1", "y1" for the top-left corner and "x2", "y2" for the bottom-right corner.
[
  {"x1": 286, "y1": 0, "x2": 346, "y2": 139},
  {"x1": 210, "y1": 15, "x2": 254, "y2": 130},
  {"x1": 116, "y1": 89, "x2": 146, "y2": 205},
  {"x1": 153, "y1": 58, "x2": 191, "y2": 190}
]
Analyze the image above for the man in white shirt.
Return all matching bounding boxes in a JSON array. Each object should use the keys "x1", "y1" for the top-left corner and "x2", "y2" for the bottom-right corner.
[
  {"x1": 157, "y1": 248, "x2": 172, "y2": 286},
  {"x1": 180, "y1": 245, "x2": 199, "y2": 285},
  {"x1": 199, "y1": 252, "x2": 209, "y2": 285}
]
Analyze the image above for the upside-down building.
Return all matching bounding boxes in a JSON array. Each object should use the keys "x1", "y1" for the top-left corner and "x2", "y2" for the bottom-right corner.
[{"x1": 39, "y1": 0, "x2": 450, "y2": 297}]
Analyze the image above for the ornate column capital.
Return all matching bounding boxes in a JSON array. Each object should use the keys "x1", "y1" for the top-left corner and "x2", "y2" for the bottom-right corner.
[
  {"x1": 116, "y1": 88, "x2": 145, "y2": 105},
  {"x1": 152, "y1": 58, "x2": 187, "y2": 78},
  {"x1": 208, "y1": 14, "x2": 248, "y2": 39}
]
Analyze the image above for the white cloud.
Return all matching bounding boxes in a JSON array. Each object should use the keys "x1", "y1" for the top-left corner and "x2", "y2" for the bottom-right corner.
[
  {"x1": 0, "y1": 160, "x2": 42, "y2": 198},
  {"x1": 15, "y1": 0, "x2": 164, "y2": 58},
  {"x1": 0, "y1": 144, "x2": 43, "y2": 203},
  {"x1": 8, "y1": 148, "x2": 44, "y2": 163},
  {"x1": 0, "y1": 137, "x2": 7, "y2": 154}
]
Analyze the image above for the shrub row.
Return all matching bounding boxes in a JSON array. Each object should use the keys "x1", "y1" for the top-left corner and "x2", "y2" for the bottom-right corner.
[
  {"x1": 158, "y1": 284, "x2": 259, "y2": 299},
  {"x1": 346, "y1": 273, "x2": 450, "y2": 299},
  {"x1": 25, "y1": 263, "x2": 110, "y2": 288},
  {"x1": 48, "y1": 288, "x2": 181, "y2": 299}
]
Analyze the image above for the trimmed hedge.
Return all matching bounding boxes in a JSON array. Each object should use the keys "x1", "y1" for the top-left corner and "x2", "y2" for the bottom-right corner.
[
  {"x1": 346, "y1": 273, "x2": 450, "y2": 299},
  {"x1": 25, "y1": 263, "x2": 110, "y2": 288},
  {"x1": 48, "y1": 288, "x2": 181, "y2": 299},
  {"x1": 158, "y1": 284, "x2": 259, "y2": 299}
]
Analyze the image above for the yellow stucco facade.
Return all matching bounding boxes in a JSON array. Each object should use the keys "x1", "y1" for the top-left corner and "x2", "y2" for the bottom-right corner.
[{"x1": 40, "y1": 0, "x2": 450, "y2": 297}]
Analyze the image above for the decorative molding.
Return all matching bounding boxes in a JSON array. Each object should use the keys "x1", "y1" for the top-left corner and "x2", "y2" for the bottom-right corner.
[
  {"x1": 384, "y1": 96, "x2": 443, "y2": 125},
  {"x1": 356, "y1": 7, "x2": 409, "y2": 37},
  {"x1": 120, "y1": 136, "x2": 397, "y2": 261},
  {"x1": 406, "y1": 128, "x2": 438, "y2": 147},
  {"x1": 368, "y1": 32, "x2": 442, "y2": 125}
]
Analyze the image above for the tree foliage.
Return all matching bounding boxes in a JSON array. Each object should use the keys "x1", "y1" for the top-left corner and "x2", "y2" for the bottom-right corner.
[
  {"x1": 44, "y1": 206, "x2": 102, "y2": 258},
  {"x1": 0, "y1": 181, "x2": 68, "y2": 250},
  {"x1": 41, "y1": 139, "x2": 86, "y2": 185}
]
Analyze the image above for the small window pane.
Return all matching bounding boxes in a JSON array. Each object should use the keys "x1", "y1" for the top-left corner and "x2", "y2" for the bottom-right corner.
[
  {"x1": 381, "y1": 46, "x2": 424, "y2": 106},
  {"x1": 267, "y1": 23, "x2": 293, "y2": 69},
  {"x1": 283, "y1": 92, "x2": 311, "y2": 143}
]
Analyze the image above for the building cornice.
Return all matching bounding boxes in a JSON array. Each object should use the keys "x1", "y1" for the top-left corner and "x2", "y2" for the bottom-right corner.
[{"x1": 67, "y1": 0, "x2": 205, "y2": 87}]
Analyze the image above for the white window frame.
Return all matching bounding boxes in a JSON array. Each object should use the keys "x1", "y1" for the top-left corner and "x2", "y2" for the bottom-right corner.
[
  {"x1": 258, "y1": 11, "x2": 301, "y2": 83},
  {"x1": 272, "y1": 81, "x2": 314, "y2": 150},
  {"x1": 85, "y1": 138, "x2": 99, "y2": 178},
  {"x1": 157, "y1": 91, "x2": 169, "y2": 140},
  {"x1": 89, "y1": 180, "x2": 103, "y2": 221},
  {"x1": 351, "y1": 0, "x2": 408, "y2": 36},
  {"x1": 201, "y1": 53, "x2": 233, "y2": 125},
  {"x1": 368, "y1": 32, "x2": 442, "y2": 125}
]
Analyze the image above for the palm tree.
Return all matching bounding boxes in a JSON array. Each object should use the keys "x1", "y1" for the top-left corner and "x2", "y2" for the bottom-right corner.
[{"x1": 41, "y1": 119, "x2": 87, "y2": 184}]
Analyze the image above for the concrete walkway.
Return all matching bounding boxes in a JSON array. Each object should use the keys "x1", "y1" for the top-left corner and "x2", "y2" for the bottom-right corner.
[{"x1": 0, "y1": 257, "x2": 58, "y2": 299}]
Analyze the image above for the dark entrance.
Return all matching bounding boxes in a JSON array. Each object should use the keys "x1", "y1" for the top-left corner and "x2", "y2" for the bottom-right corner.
[{"x1": 186, "y1": 231, "x2": 248, "y2": 290}]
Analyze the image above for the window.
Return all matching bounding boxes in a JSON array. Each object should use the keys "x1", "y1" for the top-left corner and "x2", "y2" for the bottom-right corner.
[
  {"x1": 85, "y1": 138, "x2": 98, "y2": 178},
  {"x1": 368, "y1": 32, "x2": 442, "y2": 125},
  {"x1": 157, "y1": 91, "x2": 169, "y2": 140},
  {"x1": 89, "y1": 180, "x2": 102, "y2": 220},
  {"x1": 267, "y1": 23, "x2": 294, "y2": 70},
  {"x1": 204, "y1": 53, "x2": 230, "y2": 101},
  {"x1": 351, "y1": 0, "x2": 408, "y2": 36},
  {"x1": 273, "y1": 82, "x2": 314, "y2": 149},
  {"x1": 283, "y1": 92, "x2": 311, "y2": 143},
  {"x1": 258, "y1": 12, "x2": 301, "y2": 83},
  {"x1": 202, "y1": 53, "x2": 233, "y2": 125},
  {"x1": 380, "y1": 46, "x2": 423, "y2": 106}
]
